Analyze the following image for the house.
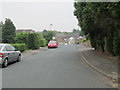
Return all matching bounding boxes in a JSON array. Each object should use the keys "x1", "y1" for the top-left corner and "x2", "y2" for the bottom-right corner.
[
  {"x1": 68, "y1": 37, "x2": 75, "y2": 44},
  {"x1": 71, "y1": 33, "x2": 79, "y2": 39},
  {"x1": 70, "y1": 33, "x2": 80, "y2": 44},
  {"x1": 55, "y1": 33, "x2": 70, "y2": 43},
  {"x1": 16, "y1": 29, "x2": 35, "y2": 33}
]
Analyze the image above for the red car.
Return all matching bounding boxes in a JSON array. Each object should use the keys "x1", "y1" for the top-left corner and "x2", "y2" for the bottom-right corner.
[{"x1": 48, "y1": 41, "x2": 58, "y2": 48}]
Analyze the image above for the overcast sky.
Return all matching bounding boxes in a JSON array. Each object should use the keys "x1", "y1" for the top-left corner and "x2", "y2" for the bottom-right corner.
[{"x1": 1, "y1": 1, "x2": 79, "y2": 32}]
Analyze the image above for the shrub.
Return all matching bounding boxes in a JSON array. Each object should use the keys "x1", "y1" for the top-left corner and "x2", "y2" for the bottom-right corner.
[
  {"x1": 40, "y1": 39, "x2": 47, "y2": 47},
  {"x1": 14, "y1": 32, "x2": 28, "y2": 44},
  {"x1": 79, "y1": 38, "x2": 86, "y2": 42},
  {"x1": 12, "y1": 43, "x2": 26, "y2": 52},
  {"x1": 27, "y1": 33, "x2": 36, "y2": 50},
  {"x1": 43, "y1": 30, "x2": 55, "y2": 43},
  {"x1": 26, "y1": 33, "x2": 42, "y2": 50}
]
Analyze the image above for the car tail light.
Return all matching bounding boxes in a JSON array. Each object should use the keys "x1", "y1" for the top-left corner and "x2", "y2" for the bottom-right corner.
[{"x1": 0, "y1": 53, "x2": 3, "y2": 58}]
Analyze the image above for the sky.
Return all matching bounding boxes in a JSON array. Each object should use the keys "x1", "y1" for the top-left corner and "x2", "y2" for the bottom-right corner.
[{"x1": 0, "y1": 0, "x2": 79, "y2": 32}]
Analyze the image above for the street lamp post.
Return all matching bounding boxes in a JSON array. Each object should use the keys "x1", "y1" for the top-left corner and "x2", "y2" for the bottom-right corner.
[{"x1": 50, "y1": 24, "x2": 52, "y2": 31}]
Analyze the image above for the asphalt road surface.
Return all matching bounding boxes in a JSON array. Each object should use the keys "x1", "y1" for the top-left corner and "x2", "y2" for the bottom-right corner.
[{"x1": 2, "y1": 44, "x2": 111, "y2": 88}]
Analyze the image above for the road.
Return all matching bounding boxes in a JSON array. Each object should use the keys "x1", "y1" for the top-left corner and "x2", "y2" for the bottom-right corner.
[{"x1": 2, "y1": 44, "x2": 110, "y2": 88}]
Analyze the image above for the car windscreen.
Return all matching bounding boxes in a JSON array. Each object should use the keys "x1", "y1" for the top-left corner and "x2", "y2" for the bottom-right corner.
[{"x1": 49, "y1": 41, "x2": 56, "y2": 43}]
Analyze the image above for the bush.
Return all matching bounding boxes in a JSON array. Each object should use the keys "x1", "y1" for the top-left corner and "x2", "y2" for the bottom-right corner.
[
  {"x1": 40, "y1": 39, "x2": 47, "y2": 47},
  {"x1": 12, "y1": 43, "x2": 26, "y2": 52},
  {"x1": 27, "y1": 33, "x2": 42, "y2": 50},
  {"x1": 14, "y1": 32, "x2": 28, "y2": 44},
  {"x1": 79, "y1": 38, "x2": 86, "y2": 42},
  {"x1": 43, "y1": 30, "x2": 55, "y2": 43}
]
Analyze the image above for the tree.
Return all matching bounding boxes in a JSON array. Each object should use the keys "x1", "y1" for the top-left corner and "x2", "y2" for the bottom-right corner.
[
  {"x1": 74, "y1": 2, "x2": 120, "y2": 56},
  {"x1": 42, "y1": 30, "x2": 55, "y2": 43},
  {"x1": 0, "y1": 22, "x2": 3, "y2": 43},
  {"x1": 14, "y1": 32, "x2": 28, "y2": 44},
  {"x1": 2, "y1": 18, "x2": 16, "y2": 43},
  {"x1": 73, "y1": 29, "x2": 80, "y2": 33},
  {"x1": 79, "y1": 30, "x2": 84, "y2": 36}
]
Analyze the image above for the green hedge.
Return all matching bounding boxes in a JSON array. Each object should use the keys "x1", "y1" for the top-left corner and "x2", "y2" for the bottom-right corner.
[
  {"x1": 27, "y1": 33, "x2": 42, "y2": 50},
  {"x1": 13, "y1": 32, "x2": 47, "y2": 51},
  {"x1": 40, "y1": 39, "x2": 47, "y2": 47},
  {"x1": 12, "y1": 43, "x2": 26, "y2": 52},
  {"x1": 79, "y1": 38, "x2": 86, "y2": 42},
  {"x1": 14, "y1": 32, "x2": 28, "y2": 44}
]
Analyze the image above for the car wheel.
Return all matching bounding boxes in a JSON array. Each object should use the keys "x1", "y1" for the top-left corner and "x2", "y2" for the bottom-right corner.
[
  {"x1": 3, "y1": 59, "x2": 8, "y2": 68},
  {"x1": 17, "y1": 55, "x2": 21, "y2": 62}
]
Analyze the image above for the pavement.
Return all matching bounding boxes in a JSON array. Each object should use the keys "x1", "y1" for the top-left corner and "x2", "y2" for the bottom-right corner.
[
  {"x1": 21, "y1": 47, "x2": 48, "y2": 59},
  {"x1": 2, "y1": 44, "x2": 112, "y2": 88},
  {"x1": 76, "y1": 43, "x2": 118, "y2": 84}
]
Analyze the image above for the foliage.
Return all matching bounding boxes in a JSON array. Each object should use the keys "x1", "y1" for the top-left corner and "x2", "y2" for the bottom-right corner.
[
  {"x1": 42, "y1": 30, "x2": 55, "y2": 43},
  {"x1": 40, "y1": 39, "x2": 47, "y2": 47},
  {"x1": 79, "y1": 30, "x2": 84, "y2": 36},
  {"x1": 2, "y1": 18, "x2": 16, "y2": 43},
  {"x1": 79, "y1": 38, "x2": 86, "y2": 42},
  {"x1": 0, "y1": 22, "x2": 3, "y2": 43},
  {"x1": 26, "y1": 33, "x2": 42, "y2": 50},
  {"x1": 73, "y1": 29, "x2": 80, "y2": 33},
  {"x1": 73, "y1": 29, "x2": 84, "y2": 36},
  {"x1": 14, "y1": 32, "x2": 28, "y2": 44},
  {"x1": 14, "y1": 32, "x2": 47, "y2": 51},
  {"x1": 12, "y1": 43, "x2": 26, "y2": 52},
  {"x1": 74, "y1": 2, "x2": 120, "y2": 56}
]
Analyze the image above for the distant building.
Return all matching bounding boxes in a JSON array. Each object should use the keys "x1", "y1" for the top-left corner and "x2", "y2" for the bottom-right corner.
[
  {"x1": 79, "y1": 36, "x2": 85, "y2": 39},
  {"x1": 71, "y1": 33, "x2": 79, "y2": 39},
  {"x1": 68, "y1": 37, "x2": 75, "y2": 44},
  {"x1": 16, "y1": 29, "x2": 35, "y2": 33},
  {"x1": 69, "y1": 37, "x2": 74, "y2": 40},
  {"x1": 55, "y1": 33, "x2": 70, "y2": 43},
  {"x1": 70, "y1": 33, "x2": 80, "y2": 44}
]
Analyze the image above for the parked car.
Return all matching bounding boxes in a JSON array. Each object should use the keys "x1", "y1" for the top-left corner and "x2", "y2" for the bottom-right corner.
[
  {"x1": 0, "y1": 44, "x2": 21, "y2": 68},
  {"x1": 48, "y1": 40, "x2": 58, "y2": 48}
]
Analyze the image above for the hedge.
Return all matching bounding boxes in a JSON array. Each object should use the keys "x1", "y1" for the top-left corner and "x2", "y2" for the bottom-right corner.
[
  {"x1": 12, "y1": 43, "x2": 26, "y2": 52},
  {"x1": 40, "y1": 39, "x2": 47, "y2": 47},
  {"x1": 13, "y1": 32, "x2": 47, "y2": 51},
  {"x1": 14, "y1": 32, "x2": 28, "y2": 44},
  {"x1": 26, "y1": 33, "x2": 41, "y2": 50}
]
